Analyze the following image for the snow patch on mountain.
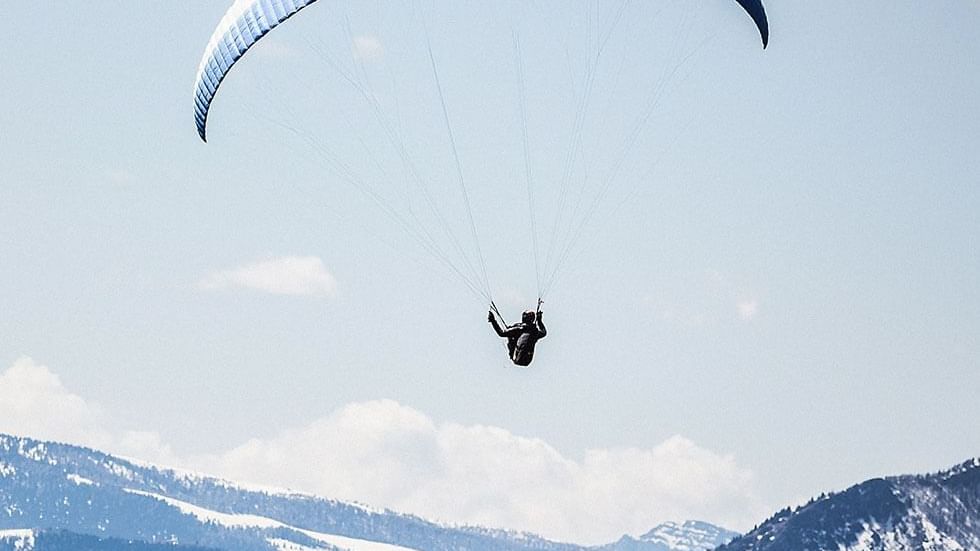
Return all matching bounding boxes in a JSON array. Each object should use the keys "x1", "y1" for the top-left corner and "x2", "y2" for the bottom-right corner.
[
  {"x1": 268, "y1": 538, "x2": 320, "y2": 551},
  {"x1": 15, "y1": 442, "x2": 55, "y2": 466},
  {"x1": 720, "y1": 458, "x2": 980, "y2": 551},
  {"x1": 124, "y1": 489, "x2": 419, "y2": 551},
  {"x1": 66, "y1": 473, "x2": 94, "y2": 486},
  {"x1": 117, "y1": 453, "x2": 390, "y2": 518},
  {"x1": 124, "y1": 489, "x2": 284, "y2": 529},
  {"x1": 840, "y1": 514, "x2": 967, "y2": 551},
  {"x1": 0, "y1": 529, "x2": 35, "y2": 550},
  {"x1": 640, "y1": 520, "x2": 738, "y2": 550},
  {"x1": 594, "y1": 520, "x2": 740, "y2": 551}
]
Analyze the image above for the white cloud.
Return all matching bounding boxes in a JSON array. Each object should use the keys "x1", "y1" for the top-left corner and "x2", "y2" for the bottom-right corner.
[
  {"x1": 0, "y1": 358, "x2": 764, "y2": 545},
  {"x1": 196, "y1": 400, "x2": 765, "y2": 544},
  {"x1": 737, "y1": 299, "x2": 759, "y2": 321},
  {"x1": 647, "y1": 272, "x2": 764, "y2": 326},
  {"x1": 0, "y1": 357, "x2": 112, "y2": 448},
  {"x1": 352, "y1": 35, "x2": 385, "y2": 62},
  {"x1": 0, "y1": 357, "x2": 175, "y2": 465},
  {"x1": 198, "y1": 256, "x2": 337, "y2": 298}
]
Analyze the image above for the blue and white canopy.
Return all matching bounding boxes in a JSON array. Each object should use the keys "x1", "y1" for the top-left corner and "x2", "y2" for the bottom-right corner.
[
  {"x1": 193, "y1": 0, "x2": 319, "y2": 142},
  {"x1": 193, "y1": 0, "x2": 769, "y2": 142}
]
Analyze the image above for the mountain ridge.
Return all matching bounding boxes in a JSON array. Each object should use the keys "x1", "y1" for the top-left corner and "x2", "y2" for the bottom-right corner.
[
  {"x1": 718, "y1": 458, "x2": 980, "y2": 551},
  {"x1": 0, "y1": 433, "x2": 733, "y2": 551}
]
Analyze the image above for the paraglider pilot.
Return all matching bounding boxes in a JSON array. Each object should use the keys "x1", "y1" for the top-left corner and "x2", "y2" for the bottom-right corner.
[{"x1": 488, "y1": 301, "x2": 547, "y2": 366}]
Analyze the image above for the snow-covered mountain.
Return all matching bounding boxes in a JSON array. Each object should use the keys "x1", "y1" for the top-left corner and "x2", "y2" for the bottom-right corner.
[
  {"x1": 597, "y1": 521, "x2": 738, "y2": 551},
  {"x1": 0, "y1": 529, "x2": 33, "y2": 551},
  {"x1": 638, "y1": 521, "x2": 738, "y2": 551},
  {"x1": 0, "y1": 434, "x2": 733, "y2": 551},
  {"x1": 718, "y1": 458, "x2": 980, "y2": 551}
]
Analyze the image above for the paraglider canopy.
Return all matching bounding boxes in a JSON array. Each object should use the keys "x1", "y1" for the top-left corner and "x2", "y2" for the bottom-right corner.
[
  {"x1": 192, "y1": 0, "x2": 769, "y2": 143},
  {"x1": 190, "y1": 1, "x2": 772, "y2": 310},
  {"x1": 193, "y1": 0, "x2": 320, "y2": 142},
  {"x1": 735, "y1": 0, "x2": 770, "y2": 48}
]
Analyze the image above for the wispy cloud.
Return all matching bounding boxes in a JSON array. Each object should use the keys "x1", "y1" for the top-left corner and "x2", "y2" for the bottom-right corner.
[
  {"x1": 647, "y1": 271, "x2": 763, "y2": 326},
  {"x1": 352, "y1": 35, "x2": 385, "y2": 62},
  {"x1": 198, "y1": 256, "x2": 337, "y2": 298},
  {"x1": 737, "y1": 298, "x2": 759, "y2": 321}
]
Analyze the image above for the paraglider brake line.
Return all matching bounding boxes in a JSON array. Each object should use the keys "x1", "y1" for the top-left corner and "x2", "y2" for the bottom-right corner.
[{"x1": 490, "y1": 301, "x2": 507, "y2": 327}]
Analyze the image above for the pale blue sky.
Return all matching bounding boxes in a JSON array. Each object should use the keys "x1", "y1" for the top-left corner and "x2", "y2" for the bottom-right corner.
[{"x1": 1, "y1": 0, "x2": 978, "y2": 542}]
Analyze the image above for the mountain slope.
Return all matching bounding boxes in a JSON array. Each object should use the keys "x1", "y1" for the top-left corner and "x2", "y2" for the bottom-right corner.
[
  {"x1": 597, "y1": 521, "x2": 738, "y2": 551},
  {"x1": 638, "y1": 521, "x2": 738, "y2": 550},
  {"x1": 0, "y1": 434, "x2": 579, "y2": 550},
  {"x1": 718, "y1": 459, "x2": 980, "y2": 551},
  {"x1": 0, "y1": 434, "x2": 733, "y2": 551}
]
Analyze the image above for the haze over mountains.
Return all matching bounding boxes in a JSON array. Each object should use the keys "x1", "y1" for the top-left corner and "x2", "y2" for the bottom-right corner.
[{"x1": 2, "y1": 433, "x2": 978, "y2": 550}]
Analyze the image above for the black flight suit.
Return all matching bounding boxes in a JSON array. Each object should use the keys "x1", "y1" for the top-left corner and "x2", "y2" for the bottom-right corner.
[{"x1": 489, "y1": 313, "x2": 547, "y2": 366}]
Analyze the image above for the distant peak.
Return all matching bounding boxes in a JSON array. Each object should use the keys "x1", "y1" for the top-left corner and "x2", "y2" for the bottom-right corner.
[{"x1": 639, "y1": 520, "x2": 739, "y2": 550}]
